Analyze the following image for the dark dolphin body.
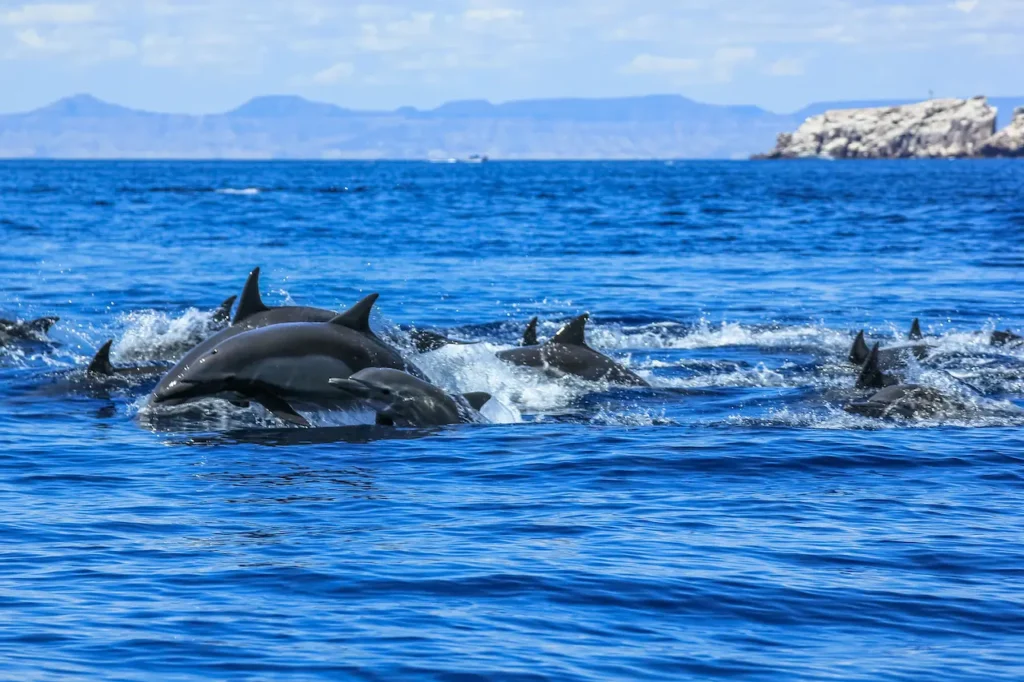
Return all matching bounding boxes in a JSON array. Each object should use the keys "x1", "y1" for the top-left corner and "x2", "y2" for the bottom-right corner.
[
  {"x1": 991, "y1": 330, "x2": 1022, "y2": 347},
  {"x1": 150, "y1": 303, "x2": 423, "y2": 426},
  {"x1": 329, "y1": 368, "x2": 491, "y2": 427},
  {"x1": 496, "y1": 314, "x2": 650, "y2": 387},
  {"x1": 153, "y1": 267, "x2": 365, "y2": 400},
  {"x1": 1, "y1": 316, "x2": 59, "y2": 344},
  {"x1": 845, "y1": 384, "x2": 953, "y2": 419}
]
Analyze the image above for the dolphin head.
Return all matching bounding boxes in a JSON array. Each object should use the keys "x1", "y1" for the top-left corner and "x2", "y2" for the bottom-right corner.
[{"x1": 151, "y1": 338, "x2": 254, "y2": 404}]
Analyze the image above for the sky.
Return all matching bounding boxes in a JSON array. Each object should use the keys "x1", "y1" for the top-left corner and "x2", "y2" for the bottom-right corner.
[{"x1": 1, "y1": 0, "x2": 1022, "y2": 114}]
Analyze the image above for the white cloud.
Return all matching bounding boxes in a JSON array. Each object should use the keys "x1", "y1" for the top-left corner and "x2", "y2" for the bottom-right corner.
[
  {"x1": 767, "y1": 57, "x2": 804, "y2": 76},
  {"x1": 312, "y1": 61, "x2": 354, "y2": 83},
  {"x1": 622, "y1": 53, "x2": 700, "y2": 74},
  {"x1": 464, "y1": 8, "x2": 524, "y2": 22},
  {"x1": 2, "y1": 3, "x2": 96, "y2": 25},
  {"x1": 952, "y1": 0, "x2": 979, "y2": 13}
]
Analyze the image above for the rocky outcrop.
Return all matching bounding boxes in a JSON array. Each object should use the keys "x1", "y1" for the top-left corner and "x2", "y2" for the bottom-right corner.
[
  {"x1": 756, "y1": 97, "x2": 998, "y2": 159},
  {"x1": 979, "y1": 107, "x2": 1024, "y2": 157}
]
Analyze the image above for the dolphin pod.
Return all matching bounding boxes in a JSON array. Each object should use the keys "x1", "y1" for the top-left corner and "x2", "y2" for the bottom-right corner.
[
  {"x1": 329, "y1": 368, "x2": 491, "y2": 427},
  {"x1": 20, "y1": 267, "x2": 1019, "y2": 427}
]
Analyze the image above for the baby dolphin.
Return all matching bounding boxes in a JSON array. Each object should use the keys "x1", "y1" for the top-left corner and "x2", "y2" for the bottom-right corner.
[
  {"x1": 329, "y1": 368, "x2": 491, "y2": 427},
  {"x1": 151, "y1": 295, "x2": 423, "y2": 425},
  {"x1": 496, "y1": 314, "x2": 649, "y2": 387}
]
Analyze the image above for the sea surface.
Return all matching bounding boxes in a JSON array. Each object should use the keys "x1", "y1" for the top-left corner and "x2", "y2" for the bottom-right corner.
[{"x1": 1, "y1": 160, "x2": 1023, "y2": 681}]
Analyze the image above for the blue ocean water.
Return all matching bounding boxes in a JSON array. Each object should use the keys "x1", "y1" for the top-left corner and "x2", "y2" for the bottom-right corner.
[{"x1": 1, "y1": 160, "x2": 1023, "y2": 681}]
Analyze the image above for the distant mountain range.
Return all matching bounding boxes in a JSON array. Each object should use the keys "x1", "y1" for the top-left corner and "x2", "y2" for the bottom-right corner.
[{"x1": 1, "y1": 94, "x2": 1022, "y2": 160}]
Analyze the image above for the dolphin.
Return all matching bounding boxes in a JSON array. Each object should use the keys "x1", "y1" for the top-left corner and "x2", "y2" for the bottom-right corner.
[
  {"x1": 844, "y1": 384, "x2": 953, "y2": 419},
  {"x1": 210, "y1": 295, "x2": 237, "y2": 327},
  {"x1": 909, "y1": 318, "x2": 923, "y2": 341},
  {"x1": 0, "y1": 315, "x2": 59, "y2": 343},
  {"x1": 329, "y1": 368, "x2": 491, "y2": 427},
  {"x1": 87, "y1": 340, "x2": 167, "y2": 379},
  {"x1": 153, "y1": 268, "x2": 378, "y2": 400},
  {"x1": 991, "y1": 330, "x2": 1022, "y2": 347},
  {"x1": 855, "y1": 343, "x2": 900, "y2": 390},
  {"x1": 150, "y1": 299, "x2": 423, "y2": 425},
  {"x1": 406, "y1": 328, "x2": 479, "y2": 353},
  {"x1": 521, "y1": 316, "x2": 539, "y2": 346},
  {"x1": 496, "y1": 313, "x2": 649, "y2": 387},
  {"x1": 848, "y1": 321, "x2": 929, "y2": 368}
]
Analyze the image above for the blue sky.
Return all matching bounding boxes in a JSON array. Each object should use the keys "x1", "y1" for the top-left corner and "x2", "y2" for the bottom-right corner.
[{"x1": 1, "y1": 0, "x2": 1021, "y2": 114}]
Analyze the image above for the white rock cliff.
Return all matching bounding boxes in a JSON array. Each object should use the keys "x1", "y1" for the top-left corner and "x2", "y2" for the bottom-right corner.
[
  {"x1": 979, "y1": 107, "x2": 1024, "y2": 157},
  {"x1": 758, "y1": 97, "x2": 1007, "y2": 159}
]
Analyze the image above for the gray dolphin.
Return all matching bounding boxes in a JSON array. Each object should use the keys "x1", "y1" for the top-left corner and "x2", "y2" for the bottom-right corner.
[
  {"x1": 210, "y1": 295, "x2": 237, "y2": 327},
  {"x1": 844, "y1": 384, "x2": 953, "y2": 419},
  {"x1": 855, "y1": 343, "x2": 900, "y2": 390},
  {"x1": 991, "y1": 330, "x2": 1022, "y2": 347},
  {"x1": 329, "y1": 368, "x2": 491, "y2": 427},
  {"x1": 153, "y1": 267, "x2": 371, "y2": 400},
  {"x1": 406, "y1": 328, "x2": 479, "y2": 354},
  {"x1": 87, "y1": 340, "x2": 167, "y2": 379},
  {"x1": 151, "y1": 300, "x2": 422, "y2": 425},
  {"x1": 521, "y1": 316, "x2": 539, "y2": 346},
  {"x1": 496, "y1": 313, "x2": 650, "y2": 387},
  {"x1": 0, "y1": 315, "x2": 59, "y2": 343}
]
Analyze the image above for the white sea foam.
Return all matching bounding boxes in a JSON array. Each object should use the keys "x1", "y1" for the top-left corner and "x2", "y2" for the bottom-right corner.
[{"x1": 216, "y1": 188, "x2": 261, "y2": 196}]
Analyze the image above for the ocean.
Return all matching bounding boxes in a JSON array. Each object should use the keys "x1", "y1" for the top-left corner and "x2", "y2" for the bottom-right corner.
[{"x1": 1, "y1": 160, "x2": 1023, "y2": 680}]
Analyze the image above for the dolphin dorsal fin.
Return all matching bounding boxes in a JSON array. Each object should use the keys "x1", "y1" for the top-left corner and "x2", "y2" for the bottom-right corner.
[
  {"x1": 856, "y1": 343, "x2": 889, "y2": 390},
  {"x1": 849, "y1": 330, "x2": 869, "y2": 365},
  {"x1": 909, "y1": 318, "x2": 923, "y2": 341},
  {"x1": 87, "y1": 340, "x2": 116, "y2": 375},
  {"x1": 522, "y1": 317, "x2": 539, "y2": 346},
  {"x1": 550, "y1": 313, "x2": 590, "y2": 347},
  {"x1": 213, "y1": 295, "x2": 237, "y2": 323},
  {"x1": 233, "y1": 267, "x2": 270, "y2": 325},
  {"x1": 462, "y1": 392, "x2": 492, "y2": 411},
  {"x1": 329, "y1": 293, "x2": 380, "y2": 332}
]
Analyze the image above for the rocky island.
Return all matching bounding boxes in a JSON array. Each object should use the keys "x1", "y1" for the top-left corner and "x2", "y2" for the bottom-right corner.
[{"x1": 756, "y1": 97, "x2": 1024, "y2": 159}]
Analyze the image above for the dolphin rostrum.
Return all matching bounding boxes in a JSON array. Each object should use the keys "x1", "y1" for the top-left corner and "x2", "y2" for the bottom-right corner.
[
  {"x1": 329, "y1": 368, "x2": 491, "y2": 427},
  {"x1": 150, "y1": 297, "x2": 423, "y2": 424},
  {"x1": 496, "y1": 313, "x2": 649, "y2": 387}
]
